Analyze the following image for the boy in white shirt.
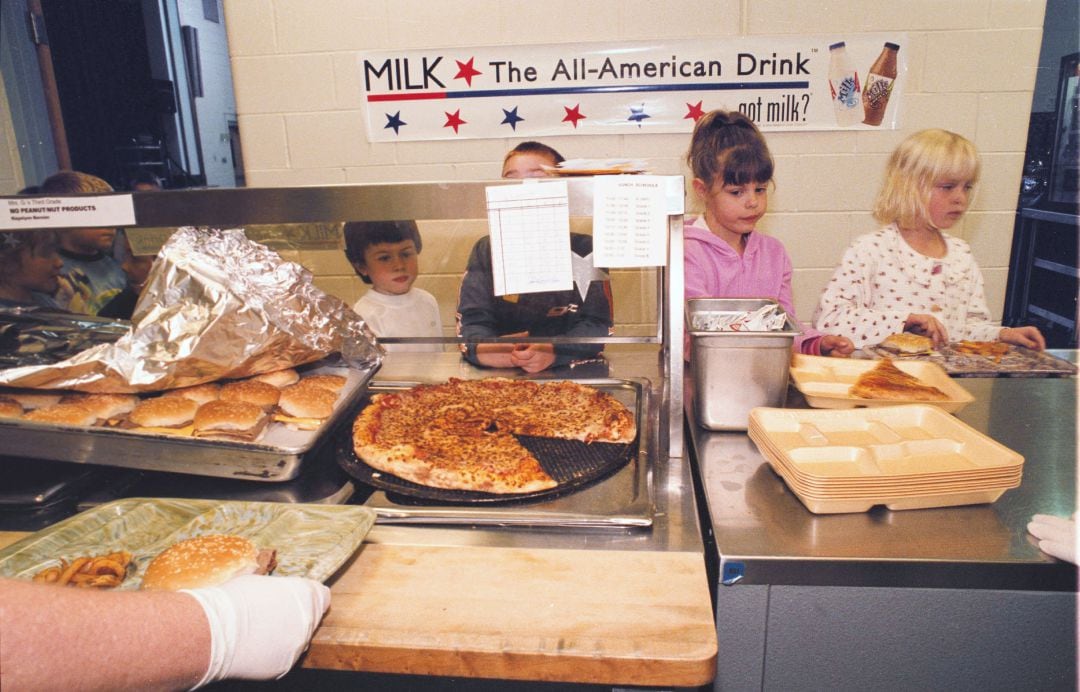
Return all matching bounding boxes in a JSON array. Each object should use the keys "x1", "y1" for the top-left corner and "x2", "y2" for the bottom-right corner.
[{"x1": 345, "y1": 220, "x2": 443, "y2": 352}]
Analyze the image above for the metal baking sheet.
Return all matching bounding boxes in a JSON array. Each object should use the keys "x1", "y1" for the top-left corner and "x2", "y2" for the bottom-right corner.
[
  {"x1": 856, "y1": 344, "x2": 1077, "y2": 377},
  {"x1": 344, "y1": 378, "x2": 655, "y2": 528},
  {"x1": 0, "y1": 358, "x2": 379, "y2": 482},
  {"x1": 0, "y1": 498, "x2": 376, "y2": 588}
]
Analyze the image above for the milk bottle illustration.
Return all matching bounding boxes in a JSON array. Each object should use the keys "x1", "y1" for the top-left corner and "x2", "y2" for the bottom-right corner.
[
  {"x1": 827, "y1": 42, "x2": 861, "y2": 127},
  {"x1": 863, "y1": 42, "x2": 900, "y2": 126}
]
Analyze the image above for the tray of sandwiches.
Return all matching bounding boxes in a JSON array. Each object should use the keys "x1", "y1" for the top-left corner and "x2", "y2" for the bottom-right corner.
[
  {"x1": 748, "y1": 405, "x2": 1024, "y2": 514},
  {"x1": 790, "y1": 354, "x2": 974, "y2": 413},
  {"x1": 858, "y1": 333, "x2": 1077, "y2": 377},
  {"x1": 0, "y1": 498, "x2": 376, "y2": 589},
  {"x1": 0, "y1": 358, "x2": 378, "y2": 482}
]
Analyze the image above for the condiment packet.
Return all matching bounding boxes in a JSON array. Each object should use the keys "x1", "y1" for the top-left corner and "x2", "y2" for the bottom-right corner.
[
  {"x1": 0, "y1": 227, "x2": 381, "y2": 392},
  {"x1": 690, "y1": 303, "x2": 789, "y2": 332}
]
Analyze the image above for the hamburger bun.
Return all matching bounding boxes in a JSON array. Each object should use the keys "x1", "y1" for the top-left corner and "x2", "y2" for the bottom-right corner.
[
  {"x1": 274, "y1": 384, "x2": 337, "y2": 430},
  {"x1": 0, "y1": 397, "x2": 24, "y2": 419},
  {"x1": 296, "y1": 374, "x2": 347, "y2": 395},
  {"x1": 879, "y1": 332, "x2": 934, "y2": 355},
  {"x1": 161, "y1": 383, "x2": 221, "y2": 406},
  {"x1": 62, "y1": 393, "x2": 139, "y2": 420},
  {"x1": 220, "y1": 379, "x2": 281, "y2": 409},
  {"x1": 140, "y1": 534, "x2": 269, "y2": 591},
  {"x1": 253, "y1": 368, "x2": 300, "y2": 387},
  {"x1": 129, "y1": 396, "x2": 200, "y2": 428},
  {"x1": 23, "y1": 404, "x2": 99, "y2": 427},
  {"x1": 0, "y1": 389, "x2": 62, "y2": 410},
  {"x1": 193, "y1": 400, "x2": 268, "y2": 440}
]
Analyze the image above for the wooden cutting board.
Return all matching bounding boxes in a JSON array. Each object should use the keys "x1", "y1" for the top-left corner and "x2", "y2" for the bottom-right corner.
[
  {"x1": 304, "y1": 543, "x2": 718, "y2": 686},
  {"x1": 0, "y1": 530, "x2": 717, "y2": 685}
]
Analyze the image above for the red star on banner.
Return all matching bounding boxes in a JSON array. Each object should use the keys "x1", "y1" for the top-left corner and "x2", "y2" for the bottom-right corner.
[
  {"x1": 562, "y1": 104, "x2": 586, "y2": 128},
  {"x1": 443, "y1": 109, "x2": 466, "y2": 134},
  {"x1": 685, "y1": 101, "x2": 706, "y2": 121},
  {"x1": 454, "y1": 57, "x2": 482, "y2": 86}
]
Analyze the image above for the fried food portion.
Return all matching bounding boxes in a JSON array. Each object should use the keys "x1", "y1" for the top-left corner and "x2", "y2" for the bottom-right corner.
[
  {"x1": 32, "y1": 550, "x2": 134, "y2": 589},
  {"x1": 954, "y1": 340, "x2": 1010, "y2": 363}
]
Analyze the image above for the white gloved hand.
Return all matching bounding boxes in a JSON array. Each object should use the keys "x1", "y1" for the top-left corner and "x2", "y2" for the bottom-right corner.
[
  {"x1": 183, "y1": 574, "x2": 331, "y2": 688},
  {"x1": 1027, "y1": 513, "x2": 1078, "y2": 565}
]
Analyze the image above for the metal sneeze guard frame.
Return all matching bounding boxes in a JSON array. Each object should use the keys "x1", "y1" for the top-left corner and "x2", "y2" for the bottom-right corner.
[{"x1": 3, "y1": 178, "x2": 686, "y2": 458}]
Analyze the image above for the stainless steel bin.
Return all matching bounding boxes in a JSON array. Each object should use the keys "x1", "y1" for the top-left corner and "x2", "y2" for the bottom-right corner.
[{"x1": 686, "y1": 298, "x2": 799, "y2": 431}]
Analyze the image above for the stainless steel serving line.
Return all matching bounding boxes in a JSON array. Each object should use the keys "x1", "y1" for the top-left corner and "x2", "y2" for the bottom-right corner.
[
  {"x1": 689, "y1": 355, "x2": 1077, "y2": 689},
  {"x1": 3, "y1": 179, "x2": 687, "y2": 459}
]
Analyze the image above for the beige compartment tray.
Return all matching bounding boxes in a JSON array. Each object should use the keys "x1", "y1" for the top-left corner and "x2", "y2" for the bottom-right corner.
[
  {"x1": 748, "y1": 405, "x2": 1022, "y2": 478},
  {"x1": 790, "y1": 354, "x2": 974, "y2": 413},
  {"x1": 747, "y1": 405, "x2": 1024, "y2": 514}
]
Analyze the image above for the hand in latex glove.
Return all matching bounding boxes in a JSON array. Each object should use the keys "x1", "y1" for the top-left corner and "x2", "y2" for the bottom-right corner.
[
  {"x1": 1027, "y1": 513, "x2": 1078, "y2": 564},
  {"x1": 184, "y1": 574, "x2": 331, "y2": 687}
]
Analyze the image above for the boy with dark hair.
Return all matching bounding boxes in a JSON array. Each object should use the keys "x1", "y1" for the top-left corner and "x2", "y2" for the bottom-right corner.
[
  {"x1": 344, "y1": 220, "x2": 443, "y2": 352},
  {"x1": 456, "y1": 142, "x2": 614, "y2": 373}
]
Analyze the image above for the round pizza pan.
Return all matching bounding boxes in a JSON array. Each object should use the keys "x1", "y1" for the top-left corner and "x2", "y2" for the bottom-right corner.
[{"x1": 336, "y1": 431, "x2": 637, "y2": 505}]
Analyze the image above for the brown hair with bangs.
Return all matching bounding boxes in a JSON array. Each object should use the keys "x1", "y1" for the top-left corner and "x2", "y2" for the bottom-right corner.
[
  {"x1": 873, "y1": 129, "x2": 981, "y2": 229},
  {"x1": 686, "y1": 109, "x2": 774, "y2": 189}
]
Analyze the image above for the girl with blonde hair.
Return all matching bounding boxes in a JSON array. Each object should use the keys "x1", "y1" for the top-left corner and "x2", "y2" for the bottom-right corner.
[{"x1": 814, "y1": 129, "x2": 1044, "y2": 350}]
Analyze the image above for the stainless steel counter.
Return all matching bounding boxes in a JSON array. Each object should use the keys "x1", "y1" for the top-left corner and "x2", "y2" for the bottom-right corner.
[{"x1": 689, "y1": 356, "x2": 1078, "y2": 591}]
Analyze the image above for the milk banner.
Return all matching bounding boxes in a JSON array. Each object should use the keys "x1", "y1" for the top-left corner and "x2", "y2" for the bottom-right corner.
[{"x1": 359, "y1": 34, "x2": 907, "y2": 142}]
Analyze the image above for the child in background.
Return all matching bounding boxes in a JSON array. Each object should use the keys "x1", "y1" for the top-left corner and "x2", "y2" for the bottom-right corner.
[
  {"x1": 344, "y1": 220, "x2": 444, "y2": 352},
  {"x1": 39, "y1": 171, "x2": 133, "y2": 317},
  {"x1": 501, "y1": 140, "x2": 564, "y2": 179},
  {"x1": 813, "y1": 129, "x2": 1045, "y2": 350},
  {"x1": 0, "y1": 230, "x2": 65, "y2": 309},
  {"x1": 684, "y1": 110, "x2": 853, "y2": 357},
  {"x1": 456, "y1": 141, "x2": 614, "y2": 373}
]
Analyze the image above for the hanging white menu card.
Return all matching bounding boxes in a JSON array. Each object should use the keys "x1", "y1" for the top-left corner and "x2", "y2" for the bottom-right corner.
[
  {"x1": 592, "y1": 176, "x2": 669, "y2": 268},
  {"x1": 485, "y1": 181, "x2": 572, "y2": 296}
]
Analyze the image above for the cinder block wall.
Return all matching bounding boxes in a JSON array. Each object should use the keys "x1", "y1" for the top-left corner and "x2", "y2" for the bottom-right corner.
[{"x1": 223, "y1": 0, "x2": 1046, "y2": 329}]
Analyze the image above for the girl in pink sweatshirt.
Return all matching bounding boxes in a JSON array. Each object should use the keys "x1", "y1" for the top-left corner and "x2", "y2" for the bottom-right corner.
[{"x1": 684, "y1": 110, "x2": 853, "y2": 357}]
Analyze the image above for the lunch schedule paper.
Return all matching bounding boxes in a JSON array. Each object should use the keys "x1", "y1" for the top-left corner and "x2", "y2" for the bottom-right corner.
[
  {"x1": 592, "y1": 176, "x2": 668, "y2": 267},
  {"x1": 485, "y1": 181, "x2": 572, "y2": 295}
]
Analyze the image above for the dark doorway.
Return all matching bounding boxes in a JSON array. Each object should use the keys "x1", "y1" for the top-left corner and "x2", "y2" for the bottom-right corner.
[{"x1": 38, "y1": 0, "x2": 199, "y2": 189}]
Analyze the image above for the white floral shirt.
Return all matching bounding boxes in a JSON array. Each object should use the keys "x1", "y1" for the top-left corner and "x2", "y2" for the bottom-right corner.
[{"x1": 813, "y1": 224, "x2": 1002, "y2": 348}]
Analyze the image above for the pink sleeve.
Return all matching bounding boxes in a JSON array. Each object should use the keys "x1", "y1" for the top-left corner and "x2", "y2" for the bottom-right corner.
[{"x1": 684, "y1": 240, "x2": 711, "y2": 298}]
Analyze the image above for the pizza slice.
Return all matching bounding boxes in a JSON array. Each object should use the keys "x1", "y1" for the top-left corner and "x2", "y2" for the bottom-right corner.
[
  {"x1": 850, "y1": 358, "x2": 950, "y2": 401},
  {"x1": 501, "y1": 380, "x2": 637, "y2": 443}
]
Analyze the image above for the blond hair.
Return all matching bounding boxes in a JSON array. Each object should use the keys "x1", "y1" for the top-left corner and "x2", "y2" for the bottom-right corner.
[
  {"x1": 40, "y1": 170, "x2": 113, "y2": 194},
  {"x1": 873, "y1": 129, "x2": 980, "y2": 228}
]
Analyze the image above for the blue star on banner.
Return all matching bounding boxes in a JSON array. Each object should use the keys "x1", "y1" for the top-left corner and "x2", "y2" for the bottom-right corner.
[
  {"x1": 628, "y1": 105, "x2": 650, "y2": 127},
  {"x1": 384, "y1": 111, "x2": 406, "y2": 135},
  {"x1": 501, "y1": 106, "x2": 524, "y2": 130}
]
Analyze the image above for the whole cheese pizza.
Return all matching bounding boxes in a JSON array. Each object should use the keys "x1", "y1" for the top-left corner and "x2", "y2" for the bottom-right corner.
[{"x1": 352, "y1": 378, "x2": 637, "y2": 494}]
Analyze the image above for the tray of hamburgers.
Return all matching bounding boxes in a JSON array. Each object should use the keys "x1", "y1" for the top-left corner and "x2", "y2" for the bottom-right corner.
[
  {"x1": 858, "y1": 332, "x2": 1077, "y2": 377},
  {"x1": 0, "y1": 498, "x2": 376, "y2": 590},
  {"x1": 0, "y1": 359, "x2": 379, "y2": 481}
]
